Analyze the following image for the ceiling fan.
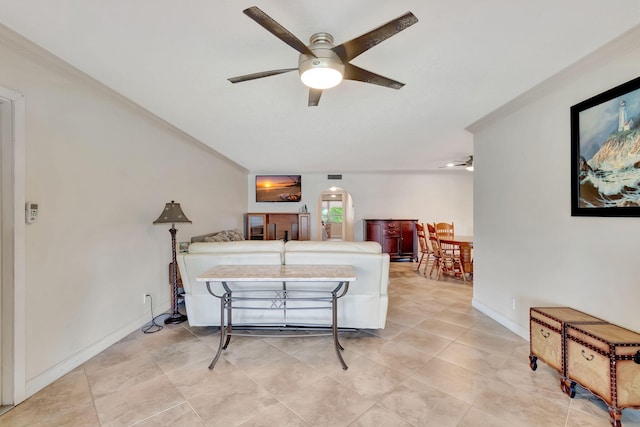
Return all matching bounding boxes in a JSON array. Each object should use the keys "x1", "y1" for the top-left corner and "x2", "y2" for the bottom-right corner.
[
  {"x1": 442, "y1": 156, "x2": 474, "y2": 171},
  {"x1": 228, "y1": 6, "x2": 418, "y2": 106}
]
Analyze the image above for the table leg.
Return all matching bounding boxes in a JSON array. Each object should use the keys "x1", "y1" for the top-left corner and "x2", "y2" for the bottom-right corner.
[
  {"x1": 209, "y1": 291, "x2": 228, "y2": 370},
  {"x1": 225, "y1": 289, "x2": 232, "y2": 349},
  {"x1": 332, "y1": 284, "x2": 348, "y2": 370}
]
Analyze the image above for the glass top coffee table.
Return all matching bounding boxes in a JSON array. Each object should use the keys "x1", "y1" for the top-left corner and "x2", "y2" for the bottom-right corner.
[{"x1": 197, "y1": 264, "x2": 356, "y2": 370}]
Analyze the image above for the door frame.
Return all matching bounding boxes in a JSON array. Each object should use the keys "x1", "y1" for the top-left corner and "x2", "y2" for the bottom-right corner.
[
  {"x1": 318, "y1": 187, "x2": 354, "y2": 241},
  {"x1": 0, "y1": 87, "x2": 26, "y2": 406}
]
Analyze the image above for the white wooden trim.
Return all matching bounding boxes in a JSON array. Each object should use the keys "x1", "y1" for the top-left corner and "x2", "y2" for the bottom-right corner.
[
  {"x1": 0, "y1": 86, "x2": 26, "y2": 404},
  {"x1": 471, "y1": 298, "x2": 529, "y2": 341}
]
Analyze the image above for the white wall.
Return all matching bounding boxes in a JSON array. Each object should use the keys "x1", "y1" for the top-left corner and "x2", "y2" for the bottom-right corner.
[
  {"x1": 2, "y1": 21, "x2": 474, "y2": 399},
  {"x1": 0, "y1": 27, "x2": 248, "y2": 397},
  {"x1": 248, "y1": 172, "x2": 474, "y2": 241},
  {"x1": 470, "y1": 25, "x2": 640, "y2": 338}
]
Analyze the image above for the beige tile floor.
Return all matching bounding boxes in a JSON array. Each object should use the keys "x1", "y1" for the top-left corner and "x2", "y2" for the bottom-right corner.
[{"x1": 2, "y1": 262, "x2": 639, "y2": 426}]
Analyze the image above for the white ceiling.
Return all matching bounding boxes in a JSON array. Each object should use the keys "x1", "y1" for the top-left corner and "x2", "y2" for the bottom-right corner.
[{"x1": 1, "y1": 1, "x2": 639, "y2": 173}]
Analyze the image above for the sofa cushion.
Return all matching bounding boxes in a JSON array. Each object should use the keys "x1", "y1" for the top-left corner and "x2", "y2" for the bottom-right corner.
[
  {"x1": 177, "y1": 251, "x2": 285, "y2": 326},
  {"x1": 191, "y1": 228, "x2": 245, "y2": 243},
  {"x1": 178, "y1": 251, "x2": 284, "y2": 294},
  {"x1": 203, "y1": 233, "x2": 229, "y2": 242},
  {"x1": 188, "y1": 240, "x2": 285, "y2": 254},
  {"x1": 284, "y1": 251, "x2": 389, "y2": 294},
  {"x1": 284, "y1": 250, "x2": 389, "y2": 329},
  {"x1": 285, "y1": 240, "x2": 382, "y2": 253},
  {"x1": 205, "y1": 229, "x2": 244, "y2": 242}
]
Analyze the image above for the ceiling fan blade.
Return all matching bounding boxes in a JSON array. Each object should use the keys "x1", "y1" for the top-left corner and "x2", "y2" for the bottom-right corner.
[
  {"x1": 228, "y1": 68, "x2": 297, "y2": 84},
  {"x1": 332, "y1": 12, "x2": 418, "y2": 62},
  {"x1": 308, "y1": 88, "x2": 322, "y2": 107},
  {"x1": 243, "y1": 6, "x2": 316, "y2": 57},
  {"x1": 343, "y1": 63, "x2": 404, "y2": 89},
  {"x1": 441, "y1": 156, "x2": 473, "y2": 168}
]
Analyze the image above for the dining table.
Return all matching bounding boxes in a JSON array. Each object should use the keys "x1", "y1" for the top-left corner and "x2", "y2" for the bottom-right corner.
[{"x1": 438, "y1": 235, "x2": 473, "y2": 278}]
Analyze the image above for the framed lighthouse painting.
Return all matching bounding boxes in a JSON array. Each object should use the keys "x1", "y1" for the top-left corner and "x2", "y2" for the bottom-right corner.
[{"x1": 571, "y1": 76, "x2": 640, "y2": 217}]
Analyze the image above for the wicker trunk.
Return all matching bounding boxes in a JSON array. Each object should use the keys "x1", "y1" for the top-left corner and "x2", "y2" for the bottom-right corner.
[
  {"x1": 564, "y1": 323, "x2": 640, "y2": 427},
  {"x1": 529, "y1": 307, "x2": 606, "y2": 374}
]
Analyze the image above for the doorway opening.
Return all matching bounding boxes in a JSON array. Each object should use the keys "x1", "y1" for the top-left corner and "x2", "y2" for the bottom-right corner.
[
  {"x1": 318, "y1": 187, "x2": 354, "y2": 241},
  {"x1": 0, "y1": 87, "x2": 26, "y2": 409}
]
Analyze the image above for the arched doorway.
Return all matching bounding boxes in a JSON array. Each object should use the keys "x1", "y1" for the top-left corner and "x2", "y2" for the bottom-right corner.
[{"x1": 317, "y1": 187, "x2": 354, "y2": 241}]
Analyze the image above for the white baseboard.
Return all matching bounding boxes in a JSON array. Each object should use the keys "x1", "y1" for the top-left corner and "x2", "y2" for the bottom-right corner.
[
  {"x1": 471, "y1": 298, "x2": 529, "y2": 340},
  {"x1": 25, "y1": 303, "x2": 170, "y2": 398}
]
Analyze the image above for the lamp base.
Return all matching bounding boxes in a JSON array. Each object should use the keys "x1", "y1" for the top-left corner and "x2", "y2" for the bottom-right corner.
[{"x1": 164, "y1": 312, "x2": 188, "y2": 325}]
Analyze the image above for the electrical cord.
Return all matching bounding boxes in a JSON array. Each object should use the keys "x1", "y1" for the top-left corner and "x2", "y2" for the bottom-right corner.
[{"x1": 141, "y1": 294, "x2": 167, "y2": 334}]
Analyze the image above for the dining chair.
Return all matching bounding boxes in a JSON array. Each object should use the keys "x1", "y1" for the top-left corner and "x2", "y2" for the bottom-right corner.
[
  {"x1": 429, "y1": 233, "x2": 467, "y2": 283},
  {"x1": 427, "y1": 234, "x2": 444, "y2": 279},
  {"x1": 446, "y1": 248, "x2": 468, "y2": 283},
  {"x1": 435, "y1": 222, "x2": 454, "y2": 240},
  {"x1": 426, "y1": 222, "x2": 438, "y2": 240},
  {"x1": 426, "y1": 223, "x2": 440, "y2": 260},
  {"x1": 435, "y1": 221, "x2": 459, "y2": 256},
  {"x1": 415, "y1": 223, "x2": 433, "y2": 275}
]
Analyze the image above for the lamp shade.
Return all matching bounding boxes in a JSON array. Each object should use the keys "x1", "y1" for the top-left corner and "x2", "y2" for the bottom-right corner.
[{"x1": 153, "y1": 201, "x2": 192, "y2": 224}]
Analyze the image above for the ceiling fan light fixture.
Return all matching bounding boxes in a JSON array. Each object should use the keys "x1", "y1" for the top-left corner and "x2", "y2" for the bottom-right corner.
[
  {"x1": 298, "y1": 33, "x2": 344, "y2": 90},
  {"x1": 229, "y1": 9, "x2": 418, "y2": 106},
  {"x1": 300, "y1": 65, "x2": 343, "y2": 89}
]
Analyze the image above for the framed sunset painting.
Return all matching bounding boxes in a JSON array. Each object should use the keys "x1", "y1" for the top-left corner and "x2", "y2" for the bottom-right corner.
[
  {"x1": 255, "y1": 175, "x2": 302, "y2": 202},
  {"x1": 571, "y1": 76, "x2": 640, "y2": 216}
]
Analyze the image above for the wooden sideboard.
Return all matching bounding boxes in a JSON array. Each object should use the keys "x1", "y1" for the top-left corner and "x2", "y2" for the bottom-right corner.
[
  {"x1": 364, "y1": 219, "x2": 417, "y2": 261},
  {"x1": 246, "y1": 212, "x2": 310, "y2": 241}
]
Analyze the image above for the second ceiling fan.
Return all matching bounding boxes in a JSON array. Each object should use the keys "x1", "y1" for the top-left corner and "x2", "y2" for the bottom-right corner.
[
  {"x1": 442, "y1": 156, "x2": 474, "y2": 171},
  {"x1": 228, "y1": 6, "x2": 418, "y2": 106}
]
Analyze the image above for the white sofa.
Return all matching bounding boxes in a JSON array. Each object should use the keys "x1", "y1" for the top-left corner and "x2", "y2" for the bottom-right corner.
[{"x1": 176, "y1": 240, "x2": 390, "y2": 329}]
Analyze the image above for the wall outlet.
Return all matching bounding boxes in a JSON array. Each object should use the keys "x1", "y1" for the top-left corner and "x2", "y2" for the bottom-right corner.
[{"x1": 143, "y1": 293, "x2": 150, "y2": 304}]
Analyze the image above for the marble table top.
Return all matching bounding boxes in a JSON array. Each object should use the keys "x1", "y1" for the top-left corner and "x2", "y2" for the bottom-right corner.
[{"x1": 196, "y1": 264, "x2": 356, "y2": 282}]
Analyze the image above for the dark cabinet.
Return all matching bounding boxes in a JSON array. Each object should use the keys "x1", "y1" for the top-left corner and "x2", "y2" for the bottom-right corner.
[{"x1": 364, "y1": 219, "x2": 417, "y2": 261}]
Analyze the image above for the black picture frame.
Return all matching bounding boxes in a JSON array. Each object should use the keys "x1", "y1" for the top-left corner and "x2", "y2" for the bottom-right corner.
[
  {"x1": 571, "y1": 76, "x2": 640, "y2": 217},
  {"x1": 255, "y1": 175, "x2": 302, "y2": 202}
]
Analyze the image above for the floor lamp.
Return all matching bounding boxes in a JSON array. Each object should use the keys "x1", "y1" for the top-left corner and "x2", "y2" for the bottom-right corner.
[{"x1": 153, "y1": 200, "x2": 192, "y2": 324}]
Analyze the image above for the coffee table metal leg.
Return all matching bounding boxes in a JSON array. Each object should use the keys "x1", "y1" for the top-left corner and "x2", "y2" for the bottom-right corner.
[
  {"x1": 332, "y1": 288, "x2": 348, "y2": 370},
  {"x1": 224, "y1": 290, "x2": 232, "y2": 349},
  {"x1": 209, "y1": 292, "x2": 228, "y2": 369}
]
